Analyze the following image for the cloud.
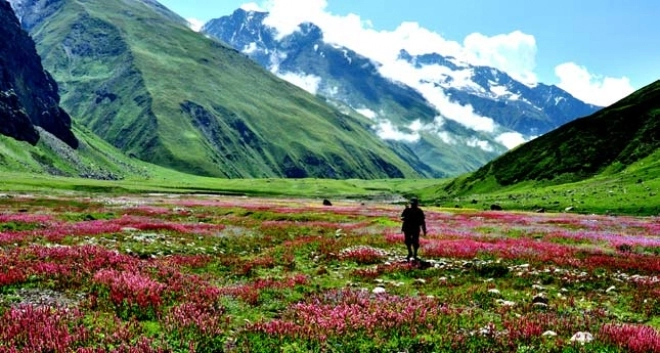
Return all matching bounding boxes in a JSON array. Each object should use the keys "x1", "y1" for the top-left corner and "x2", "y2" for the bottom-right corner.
[
  {"x1": 463, "y1": 31, "x2": 538, "y2": 84},
  {"x1": 356, "y1": 108, "x2": 377, "y2": 119},
  {"x1": 371, "y1": 115, "x2": 500, "y2": 153},
  {"x1": 240, "y1": 2, "x2": 265, "y2": 12},
  {"x1": 259, "y1": 0, "x2": 538, "y2": 84},
  {"x1": 555, "y1": 62, "x2": 635, "y2": 106},
  {"x1": 187, "y1": 18, "x2": 204, "y2": 32},
  {"x1": 466, "y1": 137, "x2": 494, "y2": 152},
  {"x1": 374, "y1": 120, "x2": 420, "y2": 143},
  {"x1": 438, "y1": 131, "x2": 457, "y2": 145},
  {"x1": 276, "y1": 71, "x2": 322, "y2": 95},
  {"x1": 495, "y1": 132, "x2": 528, "y2": 149}
]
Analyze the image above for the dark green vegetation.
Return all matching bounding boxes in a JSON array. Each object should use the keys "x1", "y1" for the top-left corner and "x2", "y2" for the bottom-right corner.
[{"x1": 13, "y1": 0, "x2": 423, "y2": 179}]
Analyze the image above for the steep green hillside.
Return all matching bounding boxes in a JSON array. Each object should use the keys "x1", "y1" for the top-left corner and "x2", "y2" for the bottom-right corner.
[
  {"x1": 445, "y1": 80, "x2": 660, "y2": 193},
  {"x1": 0, "y1": 122, "x2": 157, "y2": 179},
  {"x1": 13, "y1": 0, "x2": 422, "y2": 179}
]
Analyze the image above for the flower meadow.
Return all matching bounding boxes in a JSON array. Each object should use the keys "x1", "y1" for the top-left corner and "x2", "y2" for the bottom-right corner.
[{"x1": 1, "y1": 193, "x2": 660, "y2": 352}]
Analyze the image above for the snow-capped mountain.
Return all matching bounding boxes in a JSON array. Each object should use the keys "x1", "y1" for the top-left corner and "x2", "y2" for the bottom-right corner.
[
  {"x1": 399, "y1": 50, "x2": 601, "y2": 136},
  {"x1": 202, "y1": 8, "x2": 600, "y2": 176}
]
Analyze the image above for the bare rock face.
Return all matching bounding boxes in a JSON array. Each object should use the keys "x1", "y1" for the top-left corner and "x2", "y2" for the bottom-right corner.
[{"x1": 0, "y1": 0, "x2": 77, "y2": 148}]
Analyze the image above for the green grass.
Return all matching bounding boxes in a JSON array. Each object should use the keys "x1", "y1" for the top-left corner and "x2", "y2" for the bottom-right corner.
[
  {"x1": 0, "y1": 168, "x2": 442, "y2": 200},
  {"x1": 419, "y1": 149, "x2": 660, "y2": 215}
]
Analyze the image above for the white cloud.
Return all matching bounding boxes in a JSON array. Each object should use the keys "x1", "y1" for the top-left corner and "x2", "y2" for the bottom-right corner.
[
  {"x1": 555, "y1": 62, "x2": 635, "y2": 106},
  {"x1": 276, "y1": 71, "x2": 322, "y2": 95},
  {"x1": 368, "y1": 113, "x2": 500, "y2": 152},
  {"x1": 259, "y1": 0, "x2": 538, "y2": 84},
  {"x1": 374, "y1": 120, "x2": 420, "y2": 143},
  {"x1": 240, "y1": 2, "x2": 266, "y2": 12},
  {"x1": 356, "y1": 108, "x2": 377, "y2": 119},
  {"x1": 263, "y1": 0, "x2": 331, "y2": 40},
  {"x1": 495, "y1": 132, "x2": 528, "y2": 149},
  {"x1": 187, "y1": 18, "x2": 204, "y2": 32},
  {"x1": 463, "y1": 31, "x2": 538, "y2": 84},
  {"x1": 466, "y1": 137, "x2": 494, "y2": 152},
  {"x1": 408, "y1": 119, "x2": 425, "y2": 132},
  {"x1": 414, "y1": 81, "x2": 496, "y2": 132}
]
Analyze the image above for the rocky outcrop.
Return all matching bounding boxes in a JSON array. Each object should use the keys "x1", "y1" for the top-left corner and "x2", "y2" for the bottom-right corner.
[{"x1": 0, "y1": 0, "x2": 77, "y2": 148}]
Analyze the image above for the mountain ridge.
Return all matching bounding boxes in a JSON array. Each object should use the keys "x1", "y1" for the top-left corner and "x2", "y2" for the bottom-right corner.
[
  {"x1": 10, "y1": 0, "x2": 428, "y2": 179},
  {"x1": 203, "y1": 8, "x2": 600, "y2": 173},
  {"x1": 203, "y1": 9, "x2": 509, "y2": 176}
]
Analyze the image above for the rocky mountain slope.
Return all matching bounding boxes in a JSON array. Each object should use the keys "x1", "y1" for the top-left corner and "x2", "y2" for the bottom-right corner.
[
  {"x1": 0, "y1": 0, "x2": 77, "y2": 148},
  {"x1": 9, "y1": 0, "x2": 426, "y2": 179}
]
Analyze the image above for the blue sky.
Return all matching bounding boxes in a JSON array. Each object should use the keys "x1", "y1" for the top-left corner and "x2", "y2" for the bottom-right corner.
[{"x1": 158, "y1": 0, "x2": 660, "y2": 106}]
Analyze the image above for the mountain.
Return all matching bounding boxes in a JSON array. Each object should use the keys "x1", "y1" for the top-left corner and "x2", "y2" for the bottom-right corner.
[
  {"x1": 397, "y1": 50, "x2": 600, "y2": 136},
  {"x1": 445, "y1": 80, "x2": 660, "y2": 193},
  {"x1": 0, "y1": 0, "x2": 77, "y2": 148},
  {"x1": 202, "y1": 8, "x2": 600, "y2": 176},
  {"x1": 9, "y1": 0, "x2": 425, "y2": 179}
]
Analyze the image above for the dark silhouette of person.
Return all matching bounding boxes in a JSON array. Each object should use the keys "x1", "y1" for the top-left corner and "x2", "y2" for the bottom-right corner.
[{"x1": 400, "y1": 197, "x2": 427, "y2": 261}]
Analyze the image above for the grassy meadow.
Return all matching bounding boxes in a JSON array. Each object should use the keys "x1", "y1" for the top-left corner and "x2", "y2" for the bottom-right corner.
[{"x1": 1, "y1": 183, "x2": 660, "y2": 352}]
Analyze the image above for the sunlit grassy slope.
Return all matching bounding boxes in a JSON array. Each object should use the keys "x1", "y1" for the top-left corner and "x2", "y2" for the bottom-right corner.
[
  {"x1": 24, "y1": 0, "x2": 422, "y2": 179},
  {"x1": 417, "y1": 149, "x2": 660, "y2": 215}
]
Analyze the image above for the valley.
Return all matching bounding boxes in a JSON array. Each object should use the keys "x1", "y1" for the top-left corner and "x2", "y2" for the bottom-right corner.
[{"x1": 1, "y1": 0, "x2": 659, "y2": 351}]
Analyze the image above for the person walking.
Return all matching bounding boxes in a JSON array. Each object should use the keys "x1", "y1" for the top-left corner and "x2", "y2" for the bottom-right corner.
[{"x1": 400, "y1": 197, "x2": 427, "y2": 261}]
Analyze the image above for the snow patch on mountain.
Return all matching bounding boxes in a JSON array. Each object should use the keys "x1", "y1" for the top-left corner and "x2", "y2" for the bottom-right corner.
[
  {"x1": 342, "y1": 49, "x2": 352, "y2": 64},
  {"x1": 243, "y1": 42, "x2": 258, "y2": 54},
  {"x1": 490, "y1": 85, "x2": 511, "y2": 97}
]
